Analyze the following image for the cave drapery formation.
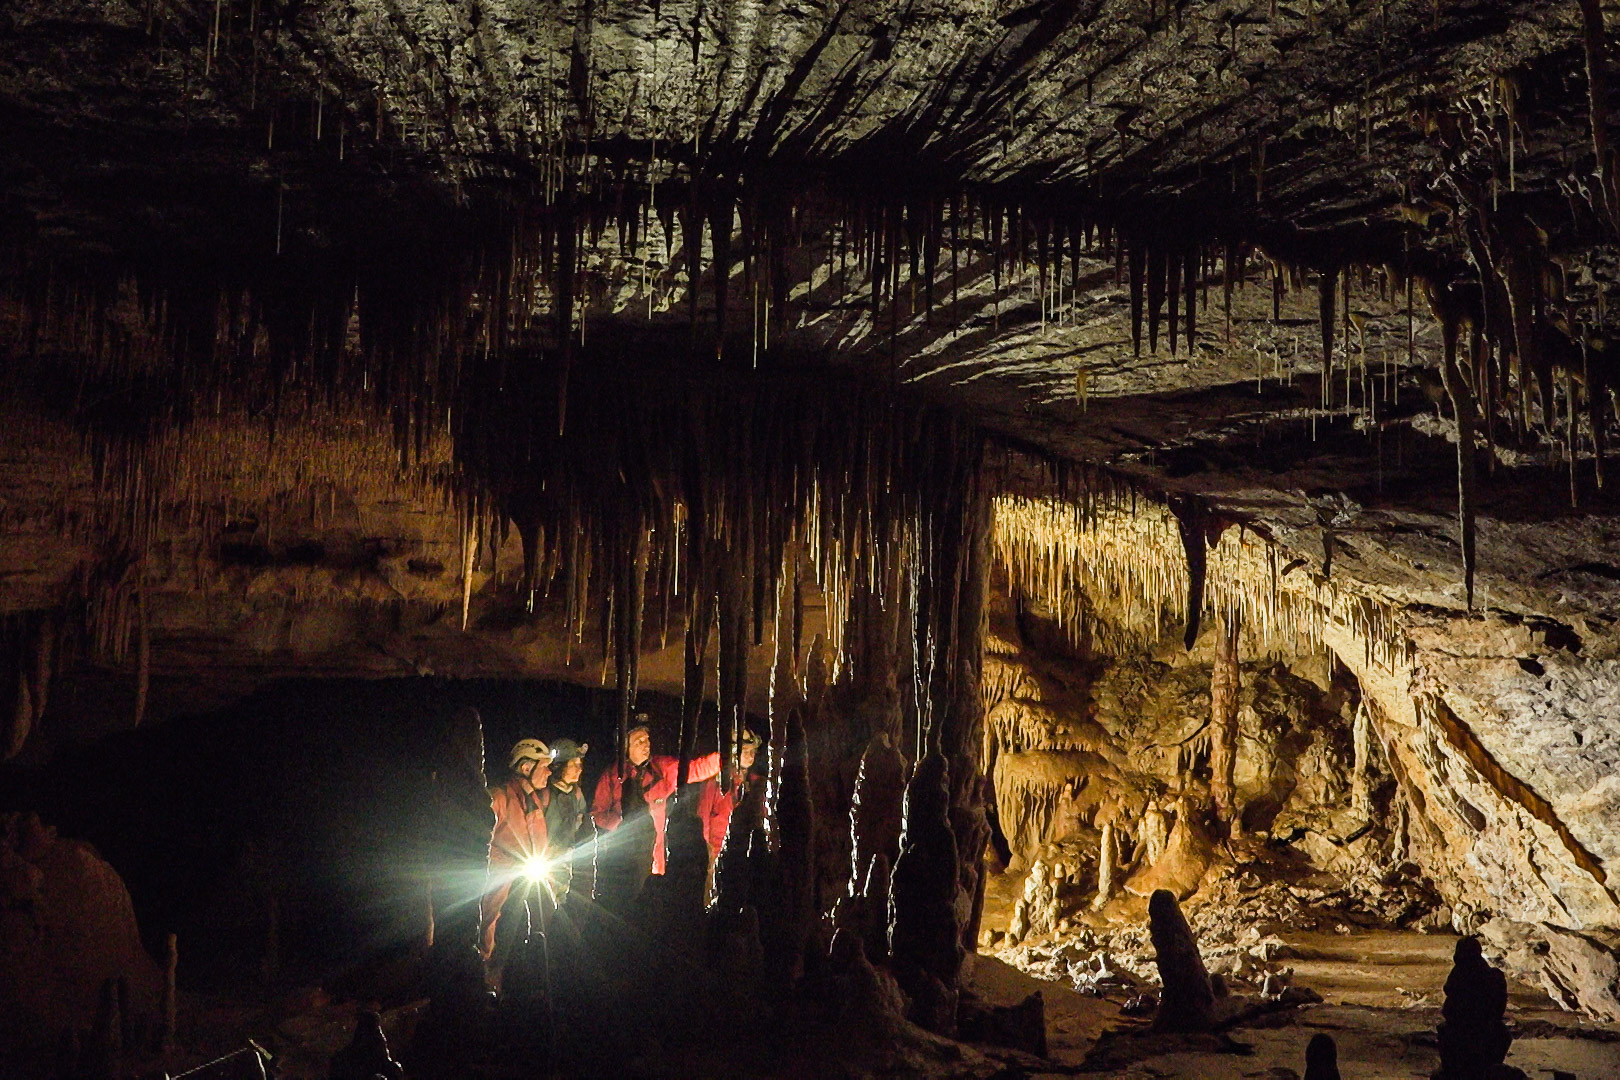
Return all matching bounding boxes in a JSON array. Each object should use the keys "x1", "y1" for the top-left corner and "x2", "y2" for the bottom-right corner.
[{"x1": 6, "y1": 0, "x2": 1620, "y2": 1068}]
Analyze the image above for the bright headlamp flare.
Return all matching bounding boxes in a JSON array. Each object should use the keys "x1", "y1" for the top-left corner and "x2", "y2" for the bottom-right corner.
[{"x1": 521, "y1": 855, "x2": 553, "y2": 884}]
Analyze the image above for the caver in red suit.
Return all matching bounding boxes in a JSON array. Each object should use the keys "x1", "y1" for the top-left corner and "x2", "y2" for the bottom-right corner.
[
  {"x1": 694, "y1": 730, "x2": 765, "y2": 867},
  {"x1": 591, "y1": 727, "x2": 720, "y2": 876},
  {"x1": 696, "y1": 772, "x2": 756, "y2": 865},
  {"x1": 481, "y1": 738, "x2": 553, "y2": 960}
]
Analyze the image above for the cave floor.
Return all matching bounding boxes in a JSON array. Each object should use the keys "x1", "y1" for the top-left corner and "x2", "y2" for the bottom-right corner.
[
  {"x1": 143, "y1": 867, "x2": 1620, "y2": 1079},
  {"x1": 974, "y1": 866, "x2": 1620, "y2": 1078}
]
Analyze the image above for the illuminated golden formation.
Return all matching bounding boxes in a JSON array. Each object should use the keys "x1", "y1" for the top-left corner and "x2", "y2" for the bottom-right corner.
[{"x1": 993, "y1": 493, "x2": 1408, "y2": 674}]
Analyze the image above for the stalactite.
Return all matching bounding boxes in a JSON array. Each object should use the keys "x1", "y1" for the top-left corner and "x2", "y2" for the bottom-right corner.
[
  {"x1": 1566, "y1": 368, "x2": 1580, "y2": 507},
  {"x1": 1168, "y1": 251, "x2": 1181, "y2": 356},
  {"x1": 1172, "y1": 496, "x2": 1208, "y2": 650},
  {"x1": 1223, "y1": 242, "x2": 1236, "y2": 342},
  {"x1": 1319, "y1": 266, "x2": 1338, "y2": 409},
  {"x1": 1129, "y1": 242, "x2": 1146, "y2": 356},
  {"x1": 679, "y1": 535, "x2": 714, "y2": 787},
  {"x1": 1503, "y1": 253, "x2": 1541, "y2": 431},
  {"x1": 133, "y1": 576, "x2": 150, "y2": 729},
  {"x1": 1148, "y1": 247, "x2": 1167, "y2": 354},
  {"x1": 1576, "y1": 0, "x2": 1618, "y2": 231},
  {"x1": 1435, "y1": 306, "x2": 1479, "y2": 610},
  {"x1": 1590, "y1": 354, "x2": 1608, "y2": 490},
  {"x1": 1183, "y1": 247, "x2": 1197, "y2": 353},
  {"x1": 2, "y1": 612, "x2": 56, "y2": 761}
]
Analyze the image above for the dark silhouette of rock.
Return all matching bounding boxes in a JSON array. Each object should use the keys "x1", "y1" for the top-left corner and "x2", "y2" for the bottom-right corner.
[
  {"x1": 496, "y1": 925, "x2": 554, "y2": 1071},
  {"x1": 415, "y1": 705, "x2": 495, "y2": 1073},
  {"x1": 850, "y1": 732, "x2": 907, "y2": 895},
  {"x1": 1148, "y1": 888, "x2": 1214, "y2": 1032},
  {"x1": 889, "y1": 752, "x2": 962, "y2": 1035},
  {"x1": 1, "y1": 813, "x2": 161, "y2": 1062},
  {"x1": 657, "y1": 791, "x2": 710, "y2": 955},
  {"x1": 711, "y1": 904, "x2": 765, "y2": 987},
  {"x1": 1435, "y1": 935, "x2": 1512, "y2": 1080},
  {"x1": 329, "y1": 1010, "x2": 405, "y2": 1080},
  {"x1": 87, "y1": 977, "x2": 120, "y2": 1080},
  {"x1": 829, "y1": 850, "x2": 891, "y2": 965},
  {"x1": 761, "y1": 709, "x2": 816, "y2": 983},
  {"x1": 957, "y1": 989, "x2": 1048, "y2": 1056},
  {"x1": 860, "y1": 852, "x2": 892, "y2": 963},
  {"x1": 825, "y1": 929, "x2": 908, "y2": 1030},
  {"x1": 1303, "y1": 1032, "x2": 1340, "y2": 1080}
]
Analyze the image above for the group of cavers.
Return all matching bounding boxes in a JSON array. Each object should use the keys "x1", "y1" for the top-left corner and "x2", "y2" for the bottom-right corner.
[{"x1": 479, "y1": 715, "x2": 764, "y2": 970}]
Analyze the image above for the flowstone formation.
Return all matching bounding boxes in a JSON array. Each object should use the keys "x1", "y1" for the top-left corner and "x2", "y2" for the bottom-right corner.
[{"x1": 983, "y1": 576, "x2": 1437, "y2": 964}]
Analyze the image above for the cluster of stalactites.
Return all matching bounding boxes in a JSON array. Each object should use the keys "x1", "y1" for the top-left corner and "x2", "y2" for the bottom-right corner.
[
  {"x1": 1, "y1": 184, "x2": 1263, "y2": 466},
  {"x1": 448, "y1": 374, "x2": 986, "y2": 785},
  {"x1": 991, "y1": 492, "x2": 1409, "y2": 674}
]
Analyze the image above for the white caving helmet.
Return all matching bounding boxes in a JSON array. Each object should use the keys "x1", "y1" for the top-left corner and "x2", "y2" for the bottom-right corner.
[{"x1": 509, "y1": 738, "x2": 556, "y2": 771}]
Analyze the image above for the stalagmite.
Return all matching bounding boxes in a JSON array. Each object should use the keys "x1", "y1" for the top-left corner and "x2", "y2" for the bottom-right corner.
[
  {"x1": 1008, "y1": 897, "x2": 1029, "y2": 944},
  {"x1": 1141, "y1": 802, "x2": 1169, "y2": 867},
  {"x1": 417, "y1": 706, "x2": 494, "y2": 1070},
  {"x1": 1092, "y1": 819, "x2": 1115, "y2": 908},
  {"x1": 1148, "y1": 889, "x2": 1216, "y2": 1033},
  {"x1": 330, "y1": 1011, "x2": 406, "y2": 1080},
  {"x1": 1352, "y1": 701, "x2": 1373, "y2": 818},
  {"x1": 88, "y1": 977, "x2": 120, "y2": 1080},
  {"x1": 1022, "y1": 859, "x2": 1060, "y2": 935},
  {"x1": 1303, "y1": 1033, "x2": 1341, "y2": 1080}
]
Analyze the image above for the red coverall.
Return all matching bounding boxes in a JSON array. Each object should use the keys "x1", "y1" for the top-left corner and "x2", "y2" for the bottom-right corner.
[
  {"x1": 590, "y1": 752, "x2": 720, "y2": 875},
  {"x1": 696, "y1": 776, "x2": 748, "y2": 866},
  {"x1": 481, "y1": 776, "x2": 549, "y2": 958}
]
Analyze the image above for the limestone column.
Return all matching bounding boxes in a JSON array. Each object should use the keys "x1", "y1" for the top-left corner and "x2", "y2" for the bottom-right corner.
[
  {"x1": 1208, "y1": 610, "x2": 1240, "y2": 825},
  {"x1": 936, "y1": 445, "x2": 992, "y2": 952}
]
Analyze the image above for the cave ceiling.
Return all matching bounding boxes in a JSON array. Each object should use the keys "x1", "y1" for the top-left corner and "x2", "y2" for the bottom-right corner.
[{"x1": 3, "y1": 0, "x2": 1620, "y2": 688}]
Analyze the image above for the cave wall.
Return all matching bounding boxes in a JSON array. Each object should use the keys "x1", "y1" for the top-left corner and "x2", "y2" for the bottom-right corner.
[{"x1": 1327, "y1": 610, "x2": 1620, "y2": 932}]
